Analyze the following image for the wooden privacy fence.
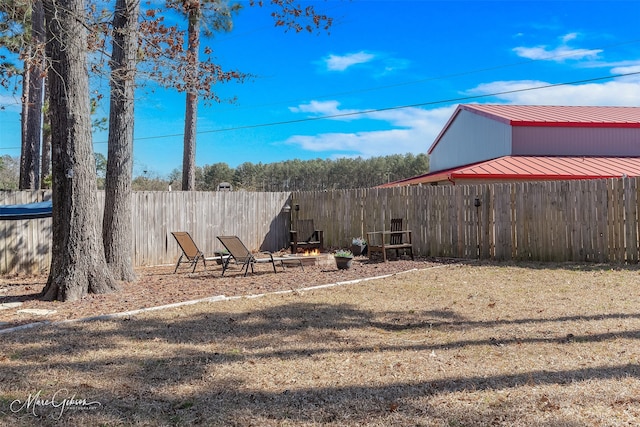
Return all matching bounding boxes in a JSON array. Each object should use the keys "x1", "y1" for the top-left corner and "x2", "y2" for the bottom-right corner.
[
  {"x1": 0, "y1": 191, "x2": 53, "y2": 275},
  {"x1": 292, "y1": 177, "x2": 640, "y2": 263},
  {"x1": 2, "y1": 177, "x2": 639, "y2": 274},
  {"x1": 0, "y1": 190, "x2": 291, "y2": 274}
]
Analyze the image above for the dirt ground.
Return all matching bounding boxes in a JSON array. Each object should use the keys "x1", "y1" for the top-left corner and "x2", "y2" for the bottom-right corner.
[
  {"x1": 2, "y1": 259, "x2": 640, "y2": 426},
  {"x1": 0, "y1": 255, "x2": 440, "y2": 330}
]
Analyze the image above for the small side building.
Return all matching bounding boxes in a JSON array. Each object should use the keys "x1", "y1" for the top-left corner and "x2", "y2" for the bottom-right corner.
[{"x1": 382, "y1": 104, "x2": 640, "y2": 186}]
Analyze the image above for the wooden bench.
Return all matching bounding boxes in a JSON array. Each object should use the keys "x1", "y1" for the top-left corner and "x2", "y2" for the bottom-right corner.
[{"x1": 366, "y1": 218, "x2": 414, "y2": 262}]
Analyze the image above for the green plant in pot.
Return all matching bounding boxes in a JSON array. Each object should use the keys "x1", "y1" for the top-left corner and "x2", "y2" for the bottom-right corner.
[
  {"x1": 351, "y1": 237, "x2": 367, "y2": 256},
  {"x1": 334, "y1": 249, "x2": 353, "y2": 270},
  {"x1": 214, "y1": 249, "x2": 229, "y2": 265}
]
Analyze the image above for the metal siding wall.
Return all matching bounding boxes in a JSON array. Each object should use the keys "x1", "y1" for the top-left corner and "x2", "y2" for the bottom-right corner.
[
  {"x1": 429, "y1": 109, "x2": 512, "y2": 171},
  {"x1": 512, "y1": 127, "x2": 640, "y2": 156}
]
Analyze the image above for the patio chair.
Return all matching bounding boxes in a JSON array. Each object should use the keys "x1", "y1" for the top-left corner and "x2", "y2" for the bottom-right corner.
[
  {"x1": 171, "y1": 231, "x2": 230, "y2": 273},
  {"x1": 290, "y1": 219, "x2": 324, "y2": 254},
  {"x1": 171, "y1": 231, "x2": 207, "y2": 273},
  {"x1": 366, "y1": 218, "x2": 414, "y2": 262},
  {"x1": 217, "y1": 235, "x2": 296, "y2": 276}
]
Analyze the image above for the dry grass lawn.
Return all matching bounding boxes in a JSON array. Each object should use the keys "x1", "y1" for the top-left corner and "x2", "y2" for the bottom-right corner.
[{"x1": 1, "y1": 261, "x2": 640, "y2": 426}]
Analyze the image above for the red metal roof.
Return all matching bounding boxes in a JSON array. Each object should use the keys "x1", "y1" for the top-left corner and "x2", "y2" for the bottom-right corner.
[
  {"x1": 461, "y1": 104, "x2": 640, "y2": 127},
  {"x1": 428, "y1": 104, "x2": 640, "y2": 154},
  {"x1": 380, "y1": 156, "x2": 640, "y2": 187}
]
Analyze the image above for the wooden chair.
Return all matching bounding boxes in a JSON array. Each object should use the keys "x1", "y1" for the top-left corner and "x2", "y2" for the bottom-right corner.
[
  {"x1": 366, "y1": 218, "x2": 414, "y2": 262},
  {"x1": 290, "y1": 219, "x2": 324, "y2": 254}
]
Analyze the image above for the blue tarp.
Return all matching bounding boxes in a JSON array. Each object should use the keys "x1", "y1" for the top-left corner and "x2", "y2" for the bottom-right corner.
[{"x1": 0, "y1": 200, "x2": 53, "y2": 220}]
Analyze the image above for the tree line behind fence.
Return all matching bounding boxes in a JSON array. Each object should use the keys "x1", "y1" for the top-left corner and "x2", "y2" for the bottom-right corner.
[{"x1": 1, "y1": 177, "x2": 638, "y2": 274}]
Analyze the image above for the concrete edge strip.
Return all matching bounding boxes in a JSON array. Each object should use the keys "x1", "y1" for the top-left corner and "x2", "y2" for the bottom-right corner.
[
  {"x1": 0, "y1": 321, "x2": 51, "y2": 334},
  {"x1": 0, "y1": 263, "x2": 458, "y2": 335},
  {"x1": 0, "y1": 295, "x2": 227, "y2": 334},
  {"x1": 224, "y1": 268, "x2": 421, "y2": 301},
  {"x1": 59, "y1": 295, "x2": 230, "y2": 324}
]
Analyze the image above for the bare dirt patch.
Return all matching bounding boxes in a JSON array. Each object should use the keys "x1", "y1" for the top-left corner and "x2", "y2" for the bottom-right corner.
[
  {"x1": 2, "y1": 260, "x2": 640, "y2": 426},
  {"x1": 0, "y1": 256, "x2": 435, "y2": 329}
]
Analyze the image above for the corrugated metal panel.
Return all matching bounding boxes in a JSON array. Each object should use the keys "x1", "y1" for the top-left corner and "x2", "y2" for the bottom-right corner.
[
  {"x1": 463, "y1": 104, "x2": 640, "y2": 126},
  {"x1": 380, "y1": 156, "x2": 640, "y2": 187},
  {"x1": 428, "y1": 108, "x2": 512, "y2": 171},
  {"x1": 512, "y1": 127, "x2": 640, "y2": 156},
  {"x1": 455, "y1": 156, "x2": 640, "y2": 179}
]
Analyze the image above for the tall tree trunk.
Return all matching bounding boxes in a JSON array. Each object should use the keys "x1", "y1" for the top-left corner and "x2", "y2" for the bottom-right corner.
[
  {"x1": 41, "y1": 0, "x2": 119, "y2": 302},
  {"x1": 103, "y1": 0, "x2": 139, "y2": 281},
  {"x1": 19, "y1": 56, "x2": 30, "y2": 188},
  {"x1": 181, "y1": 4, "x2": 200, "y2": 191},
  {"x1": 19, "y1": 0, "x2": 45, "y2": 190},
  {"x1": 41, "y1": 79, "x2": 51, "y2": 188}
]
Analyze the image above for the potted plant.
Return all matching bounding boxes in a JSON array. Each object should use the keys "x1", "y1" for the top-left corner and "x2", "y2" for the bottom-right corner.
[
  {"x1": 351, "y1": 237, "x2": 367, "y2": 256},
  {"x1": 334, "y1": 249, "x2": 354, "y2": 270},
  {"x1": 213, "y1": 249, "x2": 230, "y2": 265}
]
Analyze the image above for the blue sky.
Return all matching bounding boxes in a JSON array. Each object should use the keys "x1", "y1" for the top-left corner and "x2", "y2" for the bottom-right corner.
[{"x1": 2, "y1": 0, "x2": 640, "y2": 177}]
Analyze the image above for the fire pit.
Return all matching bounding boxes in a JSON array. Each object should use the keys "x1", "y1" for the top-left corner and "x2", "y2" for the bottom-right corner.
[{"x1": 283, "y1": 252, "x2": 334, "y2": 267}]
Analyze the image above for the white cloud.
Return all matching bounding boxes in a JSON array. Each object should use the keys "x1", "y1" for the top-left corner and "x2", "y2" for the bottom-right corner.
[
  {"x1": 513, "y1": 32, "x2": 602, "y2": 62},
  {"x1": 610, "y1": 63, "x2": 640, "y2": 76},
  {"x1": 513, "y1": 45, "x2": 602, "y2": 62},
  {"x1": 288, "y1": 100, "x2": 359, "y2": 118},
  {"x1": 324, "y1": 51, "x2": 375, "y2": 71},
  {"x1": 561, "y1": 32, "x2": 578, "y2": 43},
  {"x1": 468, "y1": 73, "x2": 640, "y2": 106},
  {"x1": 319, "y1": 51, "x2": 409, "y2": 77},
  {"x1": 285, "y1": 103, "x2": 454, "y2": 158}
]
